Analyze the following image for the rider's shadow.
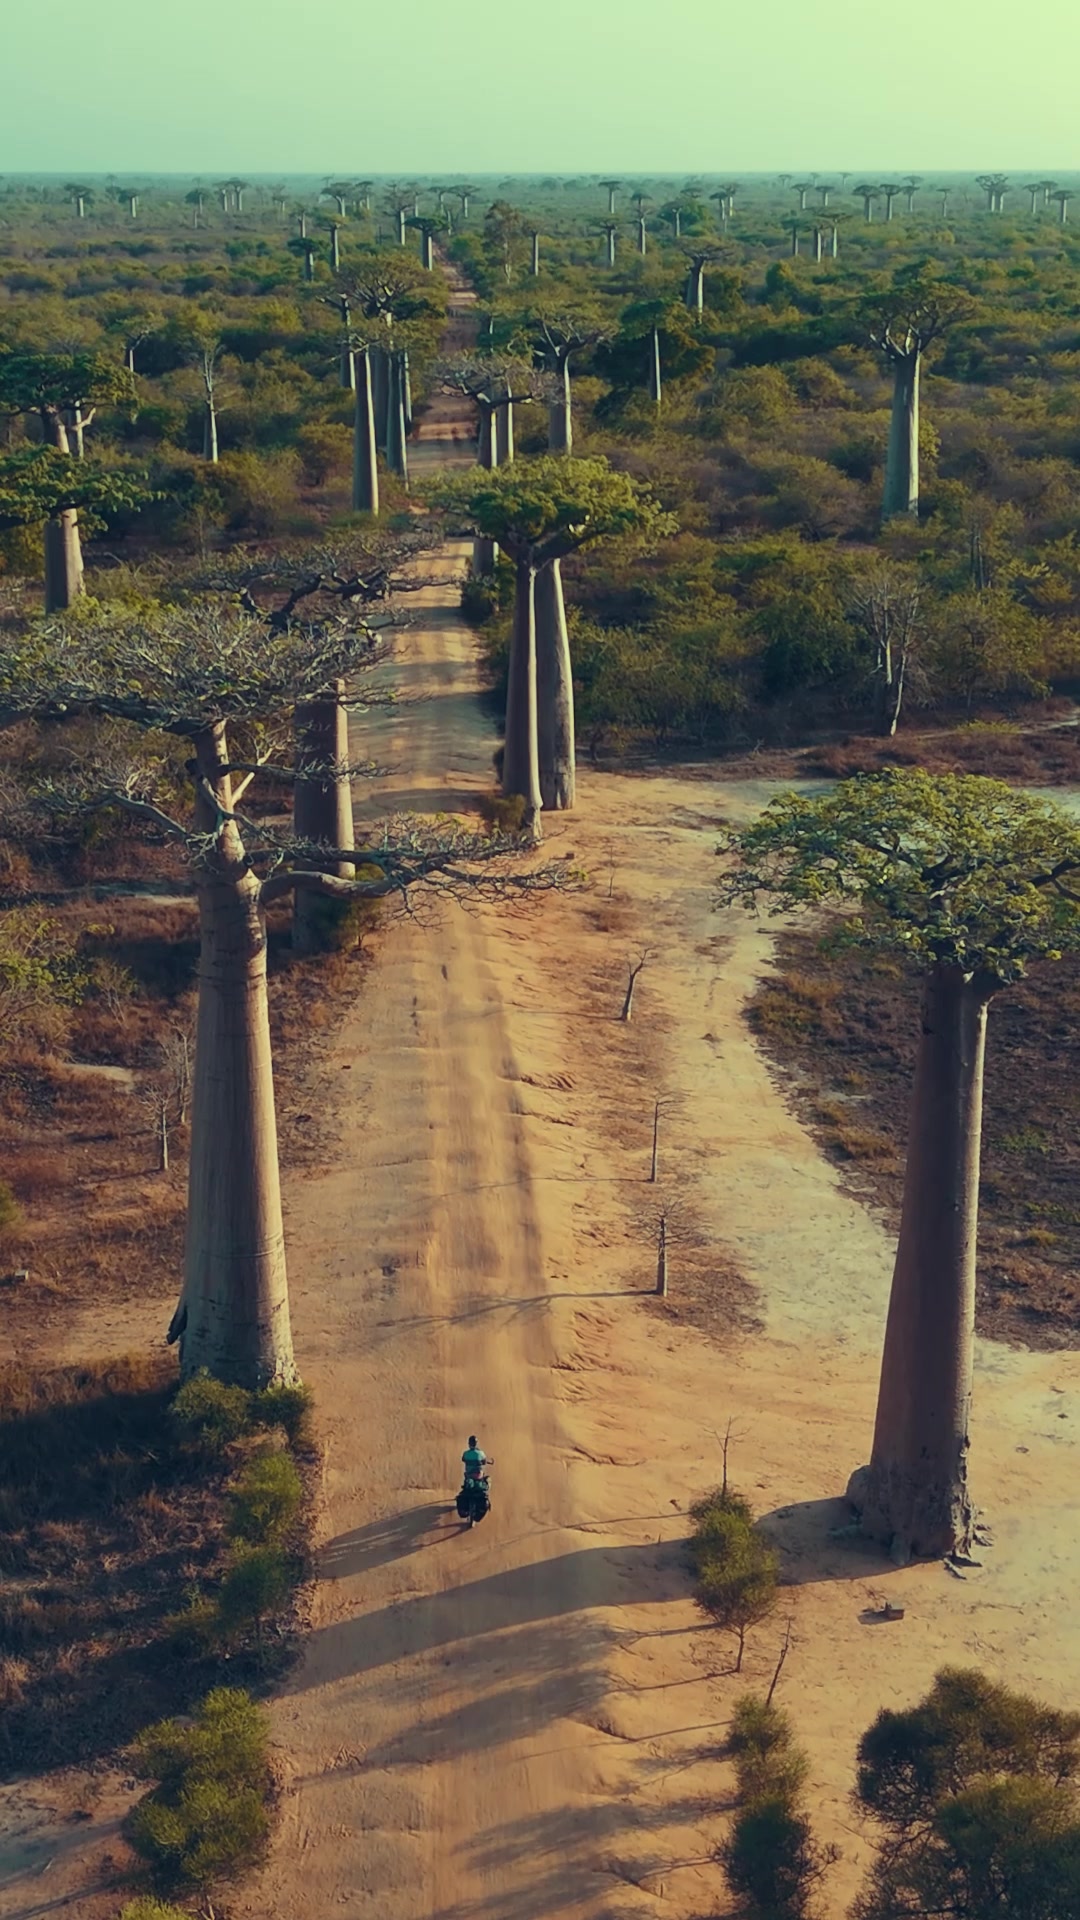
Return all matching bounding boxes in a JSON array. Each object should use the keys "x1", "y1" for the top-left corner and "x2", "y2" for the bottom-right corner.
[{"x1": 318, "y1": 1502, "x2": 449, "y2": 1579}]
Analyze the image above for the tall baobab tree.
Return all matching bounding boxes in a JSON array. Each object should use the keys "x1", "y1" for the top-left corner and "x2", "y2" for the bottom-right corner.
[
  {"x1": 532, "y1": 313, "x2": 608, "y2": 453},
  {"x1": 933, "y1": 185, "x2": 951, "y2": 219},
  {"x1": 384, "y1": 186, "x2": 413, "y2": 246},
  {"x1": 185, "y1": 187, "x2": 206, "y2": 229},
  {"x1": 65, "y1": 183, "x2": 92, "y2": 219},
  {"x1": 720, "y1": 772, "x2": 1080, "y2": 1562},
  {"x1": 600, "y1": 220, "x2": 618, "y2": 267},
  {"x1": 407, "y1": 214, "x2": 443, "y2": 270},
  {"x1": 0, "y1": 596, "x2": 561, "y2": 1387},
  {"x1": 599, "y1": 178, "x2": 622, "y2": 214},
  {"x1": 453, "y1": 183, "x2": 476, "y2": 221},
  {"x1": 784, "y1": 216, "x2": 803, "y2": 258},
  {"x1": 322, "y1": 180, "x2": 355, "y2": 218},
  {"x1": 288, "y1": 234, "x2": 317, "y2": 282},
  {"x1": 319, "y1": 214, "x2": 344, "y2": 272},
  {"x1": 816, "y1": 182, "x2": 833, "y2": 208},
  {"x1": 880, "y1": 182, "x2": 902, "y2": 221},
  {"x1": 854, "y1": 182, "x2": 880, "y2": 222},
  {"x1": 433, "y1": 458, "x2": 672, "y2": 830},
  {"x1": 0, "y1": 351, "x2": 137, "y2": 608},
  {"x1": 1053, "y1": 189, "x2": 1071, "y2": 225},
  {"x1": 792, "y1": 179, "x2": 813, "y2": 211},
  {"x1": 866, "y1": 273, "x2": 969, "y2": 520},
  {"x1": 116, "y1": 188, "x2": 139, "y2": 220},
  {"x1": 354, "y1": 180, "x2": 373, "y2": 214},
  {"x1": 976, "y1": 173, "x2": 1008, "y2": 213},
  {"x1": 683, "y1": 247, "x2": 724, "y2": 311},
  {"x1": 903, "y1": 175, "x2": 922, "y2": 214},
  {"x1": 660, "y1": 200, "x2": 684, "y2": 239}
]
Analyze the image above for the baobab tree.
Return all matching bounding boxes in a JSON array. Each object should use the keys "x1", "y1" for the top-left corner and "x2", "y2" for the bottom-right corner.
[
  {"x1": 784, "y1": 217, "x2": 803, "y2": 258},
  {"x1": 792, "y1": 180, "x2": 813, "y2": 211},
  {"x1": 976, "y1": 173, "x2": 1008, "y2": 213},
  {"x1": 660, "y1": 199, "x2": 685, "y2": 239},
  {"x1": 531, "y1": 312, "x2": 608, "y2": 453},
  {"x1": 384, "y1": 185, "x2": 413, "y2": 246},
  {"x1": 903, "y1": 175, "x2": 922, "y2": 213},
  {"x1": 0, "y1": 599, "x2": 561, "y2": 1387},
  {"x1": 485, "y1": 200, "x2": 525, "y2": 281},
  {"x1": 288, "y1": 234, "x2": 317, "y2": 282},
  {"x1": 453, "y1": 183, "x2": 476, "y2": 221},
  {"x1": 116, "y1": 187, "x2": 139, "y2": 220},
  {"x1": 65, "y1": 183, "x2": 92, "y2": 218},
  {"x1": 854, "y1": 182, "x2": 880, "y2": 222},
  {"x1": 683, "y1": 247, "x2": 724, "y2": 313},
  {"x1": 0, "y1": 451, "x2": 149, "y2": 610},
  {"x1": 720, "y1": 771, "x2": 1080, "y2": 1561},
  {"x1": 880, "y1": 182, "x2": 902, "y2": 221},
  {"x1": 816, "y1": 182, "x2": 833, "y2": 208},
  {"x1": 407, "y1": 214, "x2": 443, "y2": 270},
  {"x1": 184, "y1": 187, "x2": 206, "y2": 228},
  {"x1": 432, "y1": 457, "x2": 672, "y2": 829},
  {"x1": 865, "y1": 271, "x2": 969, "y2": 520},
  {"x1": 599, "y1": 220, "x2": 618, "y2": 267},
  {"x1": 599, "y1": 178, "x2": 622, "y2": 214},
  {"x1": 322, "y1": 180, "x2": 355, "y2": 218},
  {"x1": 1053, "y1": 189, "x2": 1071, "y2": 225},
  {"x1": 846, "y1": 560, "x2": 923, "y2": 735},
  {"x1": 0, "y1": 351, "x2": 137, "y2": 607},
  {"x1": 319, "y1": 214, "x2": 344, "y2": 272},
  {"x1": 933, "y1": 185, "x2": 951, "y2": 219}
]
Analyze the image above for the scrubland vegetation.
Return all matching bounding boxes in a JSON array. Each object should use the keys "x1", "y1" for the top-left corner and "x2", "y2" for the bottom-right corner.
[{"x1": 4, "y1": 168, "x2": 1080, "y2": 1913}]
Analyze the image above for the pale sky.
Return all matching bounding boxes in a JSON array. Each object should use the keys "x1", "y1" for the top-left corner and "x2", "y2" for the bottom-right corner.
[{"x1": 3, "y1": 0, "x2": 1078, "y2": 176}]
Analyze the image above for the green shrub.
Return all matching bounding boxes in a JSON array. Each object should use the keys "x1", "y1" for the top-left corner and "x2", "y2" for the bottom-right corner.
[
  {"x1": 217, "y1": 1546, "x2": 290, "y2": 1640},
  {"x1": 729, "y1": 1695, "x2": 810, "y2": 1802},
  {"x1": 690, "y1": 1490, "x2": 778, "y2": 1670},
  {"x1": 126, "y1": 1688, "x2": 270, "y2": 1889},
  {"x1": 169, "y1": 1373, "x2": 251, "y2": 1457},
  {"x1": 228, "y1": 1450, "x2": 302, "y2": 1546},
  {"x1": 250, "y1": 1379, "x2": 313, "y2": 1448},
  {"x1": 118, "y1": 1900, "x2": 192, "y2": 1920},
  {"x1": 475, "y1": 791, "x2": 527, "y2": 835},
  {"x1": 460, "y1": 571, "x2": 498, "y2": 625},
  {"x1": 721, "y1": 1793, "x2": 831, "y2": 1920}
]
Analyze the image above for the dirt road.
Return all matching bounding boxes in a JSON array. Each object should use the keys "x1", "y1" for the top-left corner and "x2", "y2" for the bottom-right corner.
[{"x1": 240, "y1": 524, "x2": 1080, "y2": 1916}]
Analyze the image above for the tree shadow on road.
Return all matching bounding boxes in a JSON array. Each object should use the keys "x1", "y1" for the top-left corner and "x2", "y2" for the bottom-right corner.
[{"x1": 317, "y1": 1500, "x2": 453, "y2": 1579}]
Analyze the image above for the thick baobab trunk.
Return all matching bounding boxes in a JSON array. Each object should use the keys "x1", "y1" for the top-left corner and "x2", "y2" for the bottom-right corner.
[
  {"x1": 400, "y1": 349, "x2": 413, "y2": 434},
  {"x1": 385, "y1": 354, "x2": 409, "y2": 486},
  {"x1": 536, "y1": 558, "x2": 575, "y2": 811},
  {"x1": 352, "y1": 348, "x2": 379, "y2": 515},
  {"x1": 813, "y1": 226, "x2": 823, "y2": 263},
  {"x1": 396, "y1": 207, "x2": 406, "y2": 245},
  {"x1": 502, "y1": 557, "x2": 543, "y2": 841},
  {"x1": 172, "y1": 725, "x2": 297, "y2": 1388},
  {"x1": 42, "y1": 412, "x2": 84, "y2": 613},
  {"x1": 292, "y1": 681, "x2": 356, "y2": 954},
  {"x1": 44, "y1": 513, "x2": 85, "y2": 612},
  {"x1": 649, "y1": 327, "x2": 662, "y2": 409},
  {"x1": 70, "y1": 401, "x2": 87, "y2": 460},
  {"x1": 637, "y1": 216, "x2": 647, "y2": 254},
  {"x1": 421, "y1": 229, "x2": 434, "y2": 269},
  {"x1": 496, "y1": 394, "x2": 514, "y2": 465},
  {"x1": 330, "y1": 226, "x2": 340, "y2": 271},
  {"x1": 124, "y1": 343, "x2": 137, "y2": 373},
  {"x1": 848, "y1": 964, "x2": 994, "y2": 1561},
  {"x1": 340, "y1": 340, "x2": 355, "y2": 390},
  {"x1": 473, "y1": 404, "x2": 499, "y2": 575},
  {"x1": 831, "y1": 222, "x2": 839, "y2": 258},
  {"x1": 371, "y1": 345, "x2": 390, "y2": 450},
  {"x1": 882, "y1": 351, "x2": 920, "y2": 519},
  {"x1": 685, "y1": 262, "x2": 704, "y2": 312},
  {"x1": 605, "y1": 227, "x2": 616, "y2": 267},
  {"x1": 548, "y1": 357, "x2": 572, "y2": 454},
  {"x1": 203, "y1": 400, "x2": 219, "y2": 464}
]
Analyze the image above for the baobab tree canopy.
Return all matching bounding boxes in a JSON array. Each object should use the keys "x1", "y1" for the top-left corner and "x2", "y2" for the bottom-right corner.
[
  {"x1": 0, "y1": 349, "x2": 135, "y2": 422},
  {"x1": 0, "y1": 446, "x2": 151, "y2": 531},
  {"x1": 720, "y1": 769, "x2": 1080, "y2": 984},
  {"x1": 430, "y1": 454, "x2": 673, "y2": 565},
  {"x1": 861, "y1": 267, "x2": 972, "y2": 362}
]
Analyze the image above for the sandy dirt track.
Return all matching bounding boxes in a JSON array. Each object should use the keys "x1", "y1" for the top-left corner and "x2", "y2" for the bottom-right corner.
[{"x1": 234, "y1": 530, "x2": 1080, "y2": 1918}]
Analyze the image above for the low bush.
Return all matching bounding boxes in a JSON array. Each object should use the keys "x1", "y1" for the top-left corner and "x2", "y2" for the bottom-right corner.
[
  {"x1": 125, "y1": 1687, "x2": 271, "y2": 1889},
  {"x1": 729, "y1": 1694, "x2": 809, "y2": 1802},
  {"x1": 721, "y1": 1792, "x2": 831, "y2": 1920},
  {"x1": 216, "y1": 1545, "x2": 291, "y2": 1642},
  {"x1": 118, "y1": 1902, "x2": 192, "y2": 1920},
  {"x1": 250, "y1": 1379, "x2": 314, "y2": 1450},
  {"x1": 475, "y1": 791, "x2": 527, "y2": 835},
  {"x1": 169, "y1": 1373, "x2": 251, "y2": 1459},
  {"x1": 690, "y1": 1486, "x2": 778, "y2": 1670},
  {"x1": 228, "y1": 1450, "x2": 302, "y2": 1545}
]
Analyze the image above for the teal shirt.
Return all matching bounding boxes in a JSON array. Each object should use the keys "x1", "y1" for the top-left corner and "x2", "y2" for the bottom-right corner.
[{"x1": 462, "y1": 1446, "x2": 487, "y2": 1475}]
